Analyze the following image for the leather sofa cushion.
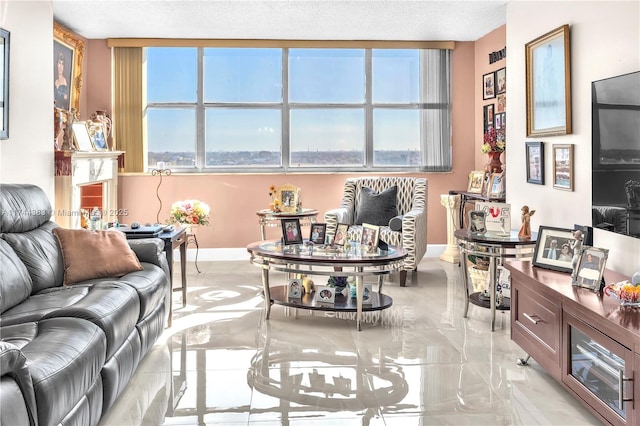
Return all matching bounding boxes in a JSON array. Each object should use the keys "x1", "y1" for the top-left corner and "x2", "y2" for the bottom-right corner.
[
  {"x1": 9, "y1": 318, "x2": 107, "y2": 426},
  {"x1": 0, "y1": 285, "x2": 90, "y2": 327},
  {"x1": 1, "y1": 222, "x2": 65, "y2": 293},
  {"x1": 0, "y1": 239, "x2": 33, "y2": 314},
  {"x1": 43, "y1": 282, "x2": 140, "y2": 360},
  {"x1": 0, "y1": 183, "x2": 53, "y2": 233},
  {"x1": 53, "y1": 228, "x2": 143, "y2": 285},
  {"x1": 354, "y1": 186, "x2": 398, "y2": 226}
]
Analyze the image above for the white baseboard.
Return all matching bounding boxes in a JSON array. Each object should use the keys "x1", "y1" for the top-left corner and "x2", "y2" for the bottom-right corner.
[{"x1": 174, "y1": 244, "x2": 447, "y2": 262}]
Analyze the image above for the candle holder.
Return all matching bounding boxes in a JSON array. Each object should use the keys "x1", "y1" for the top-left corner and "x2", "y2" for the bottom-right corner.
[{"x1": 151, "y1": 167, "x2": 171, "y2": 224}]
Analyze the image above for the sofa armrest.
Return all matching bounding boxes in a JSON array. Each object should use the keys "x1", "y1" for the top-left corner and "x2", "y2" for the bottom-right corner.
[
  {"x1": 128, "y1": 239, "x2": 169, "y2": 273},
  {"x1": 0, "y1": 342, "x2": 37, "y2": 426},
  {"x1": 400, "y1": 208, "x2": 428, "y2": 270}
]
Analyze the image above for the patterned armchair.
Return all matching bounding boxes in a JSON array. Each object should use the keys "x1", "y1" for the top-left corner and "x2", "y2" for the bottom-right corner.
[{"x1": 324, "y1": 177, "x2": 428, "y2": 287}]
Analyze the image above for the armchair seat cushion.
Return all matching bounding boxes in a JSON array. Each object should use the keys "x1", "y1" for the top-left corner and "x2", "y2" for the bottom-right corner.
[{"x1": 354, "y1": 186, "x2": 398, "y2": 226}]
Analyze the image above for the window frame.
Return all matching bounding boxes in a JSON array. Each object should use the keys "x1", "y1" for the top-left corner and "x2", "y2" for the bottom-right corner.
[{"x1": 144, "y1": 46, "x2": 451, "y2": 173}]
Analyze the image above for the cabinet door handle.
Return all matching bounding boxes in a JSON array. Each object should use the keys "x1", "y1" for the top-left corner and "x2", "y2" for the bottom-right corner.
[
  {"x1": 523, "y1": 312, "x2": 542, "y2": 324},
  {"x1": 618, "y1": 369, "x2": 633, "y2": 410}
]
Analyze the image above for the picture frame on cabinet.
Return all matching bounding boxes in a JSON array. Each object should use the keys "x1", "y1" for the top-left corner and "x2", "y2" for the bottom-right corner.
[
  {"x1": 0, "y1": 28, "x2": 9, "y2": 140},
  {"x1": 526, "y1": 141, "x2": 544, "y2": 185},
  {"x1": 525, "y1": 24, "x2": 572, "y2": 137},
  {"x1": 53, "y1": 22, "x2": 84, "y2": 113},
  {"x1": 572, "y1": 246, "x2": 608, "y2": 291},
  {"x1": 532, "y1": 226, "x2": 577, "y2": 273},
  {"x1": 553, "y1": 144, "x2": 574, "y2": 191},
  {"x1": 496, "y1": 67, "x2": 506, "y2": 94},
  {"x1": 483, "y1": 72, "x2": 496, "y2": 100}
]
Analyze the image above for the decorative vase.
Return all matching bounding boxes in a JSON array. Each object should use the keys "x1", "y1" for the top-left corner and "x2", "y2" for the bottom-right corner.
[
  {"x1": 486, "y1": 151, "x2": 503, "y2": 173},
  {"x1": 183, "y1": 224, "x2": 199, "y2": 235}
]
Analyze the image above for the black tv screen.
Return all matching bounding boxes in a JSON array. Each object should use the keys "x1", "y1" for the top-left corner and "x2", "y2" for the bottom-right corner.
[{"x1": 592, "y1": 71, "x2": 640, "y2": 169}]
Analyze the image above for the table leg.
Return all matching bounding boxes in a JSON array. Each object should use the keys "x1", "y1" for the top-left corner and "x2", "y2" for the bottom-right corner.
[
  {"x1": 260, "y1": 220, "x2": 266, "y2": 241},
  {"x1": 356, "y1": 267, "x2": 363, "y2": 331},
  {"x1": 262, "y1": 267, "x2": 272, "y2": 320},
  {"x1": 179, "y1": 239, "x2": 187, "y2": 307},
  {"x1": 461, "y1": 252, "x2": 470, "y2": 318},
  {"x1": 165, "y1": 240, "x2": 174, "y2": 328},
  {"x1": 489, "y1": 256, "x2": 496, "y2": 332}
]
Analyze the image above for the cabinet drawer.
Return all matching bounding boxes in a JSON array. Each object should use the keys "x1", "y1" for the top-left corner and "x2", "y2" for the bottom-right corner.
[{"x1": 514, "y1": 286, "x2": 561, "y2": 355}]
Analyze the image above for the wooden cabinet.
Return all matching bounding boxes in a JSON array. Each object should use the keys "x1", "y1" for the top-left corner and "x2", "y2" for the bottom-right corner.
[{"x1": 506, "y1": 260, "x2": 636, "y2": 425}]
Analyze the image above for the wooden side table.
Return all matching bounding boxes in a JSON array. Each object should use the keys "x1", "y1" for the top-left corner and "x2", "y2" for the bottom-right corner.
[
  {"x1": 256, "y1": 208, "x2": 319, "y2": 240},
  {"x1": 158, "y1": 227, "x2": 188, "y2": 327}
]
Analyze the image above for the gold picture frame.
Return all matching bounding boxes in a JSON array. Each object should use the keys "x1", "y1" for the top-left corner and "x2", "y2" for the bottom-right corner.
[
  {"x1": 525, "y1": 24, "x2": 572, "y2": 137},
  {"x1": 275, "y1": 183, "x2": 300, "y2": 213},
  {"x1": 553, "y1": 144, "x2": 574, "y2": 191},
  {"x1": 467, "y1": 171, "x2": 486, "y2": 194},
  {"x1": 53, "y1": 22, "x2": 84, "y2": 113}
]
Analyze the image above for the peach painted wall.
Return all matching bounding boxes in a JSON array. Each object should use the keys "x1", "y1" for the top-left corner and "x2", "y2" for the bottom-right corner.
[
  {"x1": 474, "y1": 26, "x2": 507, "y2": 171},
  {"x1": 86, "y1": 40, "x2": 479, "y2": 249}
]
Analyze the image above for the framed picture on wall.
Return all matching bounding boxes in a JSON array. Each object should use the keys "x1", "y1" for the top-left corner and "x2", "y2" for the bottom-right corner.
[
  {"x1": 525, "y1": 24, "x2": 572, "y2": 137},
  {"x1": 553, "y1": 144, "x2": 574, "y2": 191},
  {"x1": 483, "y1": 72, "x2": 496, "y2": 100},
  {"x1": 526, "y1": 141, "x2": 544, "y2": 185},
  {"x1": 53, "y1": 22, "x2": 85, "y2": 112},
  {"x1": 496, "y1": 67, "x2": 506, "y2": 94},
  {"x1": 483, "y1": 104, "x2": 495, "y2": 132}
]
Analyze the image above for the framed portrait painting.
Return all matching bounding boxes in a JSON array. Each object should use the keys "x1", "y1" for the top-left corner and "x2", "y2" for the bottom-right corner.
[
  {"x1": 483, "y1": 72, "x2": 495, "y2": 100},
  {"x1": 53, "y1": 22, "x2": 84, "y2": 113},
  {"x1": 0, "y1": 28, "x2": 9, "y2": 140},
  {"x1": 553, "y1": 144, "x2": 574, "y2": 191},
  {"x1": 526, "y1": 141, "x2": 544, "y2": 185},
  {"x1": 525, "y1": 24, "x2": 572, "y2": 137}
]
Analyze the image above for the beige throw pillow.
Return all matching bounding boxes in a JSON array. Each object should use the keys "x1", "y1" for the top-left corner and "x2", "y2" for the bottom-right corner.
[{"x1": 53, "y1": 228, "x2": 143, "y2": 285}]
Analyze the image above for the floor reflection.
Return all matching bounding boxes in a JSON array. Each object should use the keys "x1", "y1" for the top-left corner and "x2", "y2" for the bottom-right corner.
[{"x1": 99, "y1": 257, "x2": 600, "y2": 425}]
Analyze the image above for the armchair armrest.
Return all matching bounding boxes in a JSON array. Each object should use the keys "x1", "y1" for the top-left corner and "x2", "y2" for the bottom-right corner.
[
  {"x1": 324, "y1": 207, "x2": 354, "y2": 237},
  {"x1": 400, "y1": 207, "x2": 428, "y2": 270}
]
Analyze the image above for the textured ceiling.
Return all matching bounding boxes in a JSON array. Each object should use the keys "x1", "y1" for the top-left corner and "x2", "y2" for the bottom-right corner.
[{"x1": 52, "y1": 0, "x2": 507, "y2": 41}]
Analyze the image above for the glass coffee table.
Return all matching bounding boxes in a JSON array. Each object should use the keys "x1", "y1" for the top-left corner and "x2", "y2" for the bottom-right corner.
[{"x1": 247, "y1": 240, "x2": 408, "y2": 331}]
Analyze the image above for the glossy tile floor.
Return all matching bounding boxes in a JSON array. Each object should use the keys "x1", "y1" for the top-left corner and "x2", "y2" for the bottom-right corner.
[{"x1": 99, "y1": 256, "x2": 600, "y2": 425}]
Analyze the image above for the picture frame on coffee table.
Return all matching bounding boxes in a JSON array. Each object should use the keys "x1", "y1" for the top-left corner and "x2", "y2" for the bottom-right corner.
[
  {"x1": 288, "y1": 278, "x2": 302, "y2": 299},
  {"x1": 281, "y1": 218, "x2": 303, "y2": 245},
  {"x1": 333, "y1": 223, "x2": 349, "y2": 246},
  {"x1": 315, "y1": 286, "x2": 335, "y2": 304},
  {"x1": 309, "y1": 223, "x2": 326, "y2": 245}
]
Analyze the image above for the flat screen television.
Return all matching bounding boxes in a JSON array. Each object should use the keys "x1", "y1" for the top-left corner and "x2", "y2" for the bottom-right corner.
[{"x1": 592, "y1": 70, "x2": 640, "y2": 238}]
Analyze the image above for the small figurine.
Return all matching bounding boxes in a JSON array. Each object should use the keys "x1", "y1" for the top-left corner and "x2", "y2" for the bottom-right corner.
[
  {"x1": 570, "y1": 229, "x2": 584, "y2": 280},
  {"x1": 518, "y1": 205, "x2": 535, "y2": 239}
]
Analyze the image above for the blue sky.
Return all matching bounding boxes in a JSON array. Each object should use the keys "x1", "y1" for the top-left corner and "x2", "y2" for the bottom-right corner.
[{"x1": 146, "y1": 47, "x2": 420, "y2": 153}]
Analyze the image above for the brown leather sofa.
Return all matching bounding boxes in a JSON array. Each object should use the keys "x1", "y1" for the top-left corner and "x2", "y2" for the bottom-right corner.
[{"x1": 0, "y1": 184, "x2": 170, "y2": 426}]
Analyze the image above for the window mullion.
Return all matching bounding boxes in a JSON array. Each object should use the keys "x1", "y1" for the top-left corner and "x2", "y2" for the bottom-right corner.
[
  {"x1": 365, "y1": 49, "x2": 373, "y2": 168},
  {"x1": 196, "y1": 47, "x2": 205, "y2": 169},
  {"x1": 282, "y1": 48, "x2": 290, "y2": 171}
]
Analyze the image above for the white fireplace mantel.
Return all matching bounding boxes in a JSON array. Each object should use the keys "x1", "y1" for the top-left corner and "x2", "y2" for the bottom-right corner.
[{"x1": 54, "y1": 150, "x2": 124, "y2": 228}]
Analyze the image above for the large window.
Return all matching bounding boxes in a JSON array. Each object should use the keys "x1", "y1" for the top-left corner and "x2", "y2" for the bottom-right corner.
[{"x1": 145, "y1": 47, "x2": 451, "y2": 172}]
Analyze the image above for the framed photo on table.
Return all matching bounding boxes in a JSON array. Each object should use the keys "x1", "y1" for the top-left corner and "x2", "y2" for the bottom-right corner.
[
  {"x1": 332, "y1": 223, "x2": 349, "y2": 246},
  {"x1": 467, "y1": 170, "x2": 486, "y2": 194},
  {"x1": 532, "y1": 226, "x2": 577, "y2": 273},
  {"x1": 573, "y1": 246, "x2": 608, "y2": 291},
  {"x1": 553, "y1": 144, "x2": 574, "y2": 191},
  {"x1": 525, "y1": 24, "x2": 572, "y2": 137},
  {"x1": 53, "y1": 22, "x2": 84, "y2": 112},
  {"x1": 287, "y1": 278, "x2": 303, "y2": 299},
  {"x1": 315, "y1": 286, "x2": 335, "y2": 304},
  {"x1": 87, "y1": 121, "x2": 108, "y2": 150},
  {"x1": 487, "y1": 172, "x2": 505, "y2": 198},
  {"x1": 275, "y1": 184, "x2": 300, "y2": 213},
  {"x1": 361, "y1": 223, "x2": 379, "y2": 251},
  {"x1": 526, "y1": 141, "x2": 544, "y2": 185},
  {"x1": 483, "y1": 72, "x2": 496, "y2": 100},
  {"x1": 281, "y1": 218, "x2": 302, "y2": 245},
  {"x1": 309, "y1": 223, "x2": 326, "y2": 245}
]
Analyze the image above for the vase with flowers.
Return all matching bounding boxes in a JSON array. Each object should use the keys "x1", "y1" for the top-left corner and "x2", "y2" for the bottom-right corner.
[
  {"x1": 169, "y1": 199, "x2": 211, "y2": 234},
  {"x1": 481, "y1": 127, "x2": 506, "y2": 173}
]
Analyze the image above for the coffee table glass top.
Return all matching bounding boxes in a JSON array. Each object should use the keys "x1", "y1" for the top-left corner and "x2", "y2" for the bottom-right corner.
[{"x1": 247, "y1": 239, "x2": 407, "y2": 264}]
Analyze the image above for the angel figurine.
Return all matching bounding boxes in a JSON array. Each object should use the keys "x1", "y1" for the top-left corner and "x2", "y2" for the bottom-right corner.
[{"x1": 518, "y1": 205, "x2": 535, "y2": 239}]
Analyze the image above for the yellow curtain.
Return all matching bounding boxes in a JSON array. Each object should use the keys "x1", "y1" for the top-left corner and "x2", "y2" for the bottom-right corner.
[{"x1": 113, "y1": 47, "x2": 144, "y2": 172}]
